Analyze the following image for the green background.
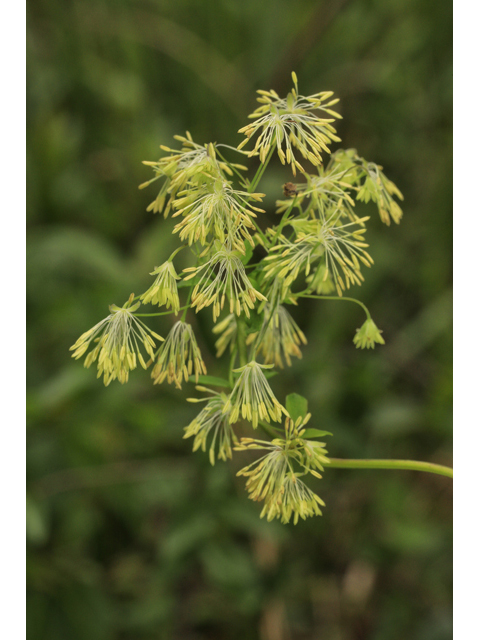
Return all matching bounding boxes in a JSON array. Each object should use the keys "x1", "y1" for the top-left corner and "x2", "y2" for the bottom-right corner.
[{"x1": 27, "y1": 0, "x2": 452, "y2": 638}]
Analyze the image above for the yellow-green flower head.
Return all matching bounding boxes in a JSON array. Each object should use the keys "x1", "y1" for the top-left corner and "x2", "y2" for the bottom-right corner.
[
  {"x1": 184, "y1": 248, "x2": 267, "y2": 322},
  {"x1": 223, "y1": 361, "x2": 286, "y2": 428},
  {"x1": 261, "y1": 473, "x2": 326, "y2": 524},
  {"x1": 140, "y1": 132, "x2": 246, "y2": 217},
  {"x1": 353, "y1": 318, "x2": 385, "y2": 349},
  {"x1": 151, "y1": 321, "x2": 207, "y2": 389},
  {"x1": 237, "y1": 72, "x2": 342, "y2": 176},
  {"x1": 69, "y1": 296, "x2": 163, "y2": 386},
  {"x1": 355, "y1": 159, "x2": 404, "y2": 226},
  {"x1": 212, "y1": 313, "x2": 237, "y2": 358},
  {"x1": 140, "y1": 261, "x2": 180, "y2": 313},
  {"x1": 235, "y1": 413, "x2": 329, "y2": 523},
  {"x1": 183, "y1": 390, "x2": 237, "y2": 465},
  {"x1": 327, "y1": 148, "x2": 404, "y2": 225},
  {"x1": 278, "y1": 168, "x2": 358, "y2": 224},
  {"x1": 264, "y1": 207, "x2": 373, "y2": 296},
  {"x1": 247, "y1": 304, "x2": 307, "y2": 368},
  {"x1": 171, "y1": 178, "x2": 264, "y2": 253},
  {"x1": 235, "y1": 436, "x2": 292, "y2": 502}
]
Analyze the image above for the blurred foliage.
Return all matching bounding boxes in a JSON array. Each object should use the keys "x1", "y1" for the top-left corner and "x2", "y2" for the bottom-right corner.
[{"x1": 27, "y1": 0, "x2": 452, "y2": 638}]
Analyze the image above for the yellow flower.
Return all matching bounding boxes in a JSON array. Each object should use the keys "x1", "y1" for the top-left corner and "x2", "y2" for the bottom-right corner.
[
  {"x1": 261, "y1": 473, "x2": 325, "y2": 524},
  {"x1": 151, "y1": 321, "x2": 206, "y2": 388},
  {"x1": 69, "y1": 297, "x2": 163, "y2": 386},
  {"x1": 223, "y1": 361, "x2": 286, "y2": 428},
  {"x1": 139, "y1": 132, "x2": 246, "y2": 217},
  {"x1": 140, "y1": 261, "x2": 180, "y2": 313},
  {"x1": 238, "y1": 72, "x2": 341, "y2": 175},
  {"x1": 171, "y1": 178, "x2": 264, "y2": 253},
  {"x1": 235, "y1": 413, "x2": 329, "y2": 523},
  {"x1": 183, "y1": 390, "x2": 237, "y2": 464},
  {"x1": 248, "y1": 304, "x2": 307, "y2": 368},
  {"x1": 353, "y1": 318, "x2": 385, "y2": 349},
  {"x1": 263, "y1": 208, "x2": 374, "y2": 297},
  {"x1": 184, "y1": 247, "x2": 267, "y2": 322}
]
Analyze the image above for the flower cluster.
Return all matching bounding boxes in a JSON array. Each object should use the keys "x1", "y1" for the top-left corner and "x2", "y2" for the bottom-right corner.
[
  {"x1": 247, "y1": 304, "x2": 307, "y2": 368},
  {"x1": 171, "y1": 179, "x2": 264, "y2": 254},
  {"x1": 151, "y1": 321, "x2": 206, "y2": 388},
  {"x1": 183, "y1": 389, "x2": 237, "y2": 465},
  {"x1": 238, "y1": 72, "x2": 342, "y2": 175},
  {"x1": 235, "y1": 414, "x2": 330, "y2": 524},
  {"x1": 69, "y1": 296, "x2": 163, "y2": 386},
  {"x1": 140, "y1": 260, "x2": 180, "y2": 313},
  {"x1": 70, "y1": 73, "x2": 405, "y2": 523},
  {"x1": 184, "y1": 247, "x2": 267, "y2": 321},
  {"x1": 223, "y1": 361, "x2": 286, "y2": 428}
]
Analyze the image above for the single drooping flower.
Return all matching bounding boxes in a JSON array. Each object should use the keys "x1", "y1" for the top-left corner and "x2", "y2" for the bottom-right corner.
[
  {"x1": 69, "y1": 296, "x2": 163, "y2": 386},
  {"x1": 151, "y1": 321, "x2": 206, "y2": 388},
  {"x1": 353, "y1": 318, "x2": 385, "y2": 349},
  {"x1": 238, "y1": 72, "x2": 342, "y2": 175},
  {"x1": 183, "y1": 247, "x2": 267, "y2": 321},
  {"x1": 171, "y1": 178, "x2": 264, "y2": 253},
  {"x1": 139, "y1": 133, "x2": 246, "y2": 217},
  {"x1": 183, "y1": 390, "x2": 237, "y2": 465},
  {"x1": 140, "y1": 260, "x2": 180, "y2": 313},
  {"x1": 222, "y1": 361, "x2": 286, "y2": 428},
  {"x1": 247, "y1": 304, "x2": 307, "y2": 368}
]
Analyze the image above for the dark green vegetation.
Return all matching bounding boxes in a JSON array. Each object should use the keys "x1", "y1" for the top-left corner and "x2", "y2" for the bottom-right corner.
[{"x1": 27, "y1": 0, "x2": 452, "y2": 638}]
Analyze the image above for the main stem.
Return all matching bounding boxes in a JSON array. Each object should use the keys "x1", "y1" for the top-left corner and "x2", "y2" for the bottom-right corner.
[{"x1": 327, "y1": 458, "x2": 453, "y2": 478}]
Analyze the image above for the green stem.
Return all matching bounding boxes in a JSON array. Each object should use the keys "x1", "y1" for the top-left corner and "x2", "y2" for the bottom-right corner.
[
  {"x1": 134, "y1": 305, "x2": 189, "y2": 317},
  {"x1": 248, "y1": 145, "x2": 276, "y2": 193},
  {"x1": 168, "y1": 245, "x2": 186, "y2": 262},
  {"x1": 326, "y1": 458, "x2": 453, "y2": 478},
  {"x1": 299, "y1": 294, "x2": 371, "y2": 319},
  {"x1": 228, "y1": 347, "x2": 238, "y2": 387},
  {"x1": 258, "y1": 420, "x2": 283, "y2": 439},
  {"x1": 236, "y1": 317, "x2": 248, "y2": 366},
  {"x1": 269, "y1": 196, "x2": 298, "y2": 248},
  {"x1": 181, "y1": 281, "x2": 196, "y2": 322}
]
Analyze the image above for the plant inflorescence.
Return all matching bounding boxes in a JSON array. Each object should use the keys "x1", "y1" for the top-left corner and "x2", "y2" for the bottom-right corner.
[{"x1": 71, "y1": 73, "x2": 451, "y2": 524}]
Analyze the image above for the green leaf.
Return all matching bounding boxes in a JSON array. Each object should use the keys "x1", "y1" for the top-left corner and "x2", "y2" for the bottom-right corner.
[
  {"x1": 190, "y1": 375, "x2": 231, "y2": 388},
  {"x1": 286, "y1": 393, "x2": 308, "y2": 421},
  {"x1": 301, "y1": 428, "x2": 333, "y2": 439}
]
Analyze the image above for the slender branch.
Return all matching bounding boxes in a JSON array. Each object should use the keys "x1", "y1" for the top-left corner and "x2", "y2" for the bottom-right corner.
[
  {"x1": 258, "y1": 420, "x2": 284, "y2": 439},
  {"x1": 248, "y1": 145, "x2": 276, "y2": 193},
  {"x1": 269, "y1": 196, "x2": 298, "y2": 248},
  {"x1": 299, "y1": 294, "x2": 371, "y2": 319},
  {"x1": 326, "y1": 458, "x2": 453, "y2": 478},
  {"x1": 236, "y1": 317, "x2": 248, "y2": 366},
  {"x1": 134, "y1": 305, "x2": 188, "y2": 317}
]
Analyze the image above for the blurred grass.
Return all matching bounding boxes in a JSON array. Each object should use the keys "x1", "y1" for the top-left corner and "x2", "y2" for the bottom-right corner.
[{"x1": 27, "y1": 0, "x2": 452, "y2": 638}]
